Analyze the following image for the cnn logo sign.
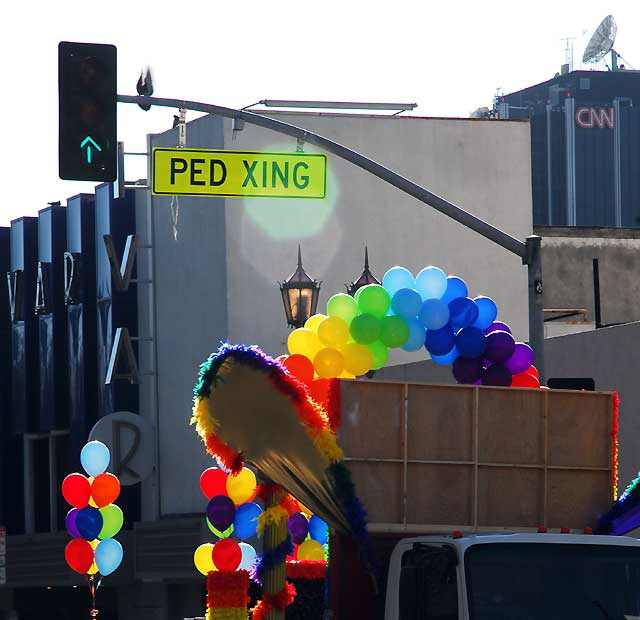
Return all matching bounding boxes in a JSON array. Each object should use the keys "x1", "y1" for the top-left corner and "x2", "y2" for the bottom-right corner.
[{"x1": 575, "y1": 107, "x2": 615, "y2": 129}]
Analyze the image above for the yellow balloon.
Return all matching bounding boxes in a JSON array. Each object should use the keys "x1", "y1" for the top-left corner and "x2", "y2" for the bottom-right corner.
[
  {"x1": 304, "y1": 314, "x2": 327, "y2": 333},
  {"x1": 226, "y1": 467, "x2": 257, "y2": 505},
  {"x1": 342, "y1": 342, "x2": 373, "y2": 376},
  {"x1": 194, "y1": 543, "x2": 216, "y2": 575},
  {"x1": 339, "y1": 370, "x2": 355, "y2": 379},
  {"x1": 87, "y1": 561, "x2": 99, "y2": 575},
  {"x1": 287, "y1": 328, "x2": 321, "y2": 359},
  {"x1": 314, "y1": 348, "x2": 344, "y2": 378},
  {"x1": 298, "y1": 540, "x2": 325, "y2": 562},
  {"x1": 317, "y1": 316, "x2": 350, "y2": 349}
]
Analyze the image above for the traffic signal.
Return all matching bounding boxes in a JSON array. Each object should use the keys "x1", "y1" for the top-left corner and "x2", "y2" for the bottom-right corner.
[{"x1": 59, "y1": 41, "x2": 117, "y2": 182}]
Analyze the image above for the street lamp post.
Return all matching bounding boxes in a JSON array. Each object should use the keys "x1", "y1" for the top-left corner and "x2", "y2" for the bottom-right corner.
[{"x1": 279, "y1": 246, "x2": 321, "y2": 328}]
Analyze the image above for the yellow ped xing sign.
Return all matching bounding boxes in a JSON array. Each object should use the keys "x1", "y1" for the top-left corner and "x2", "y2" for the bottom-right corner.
[{"x1": 152, "y1": 148, "x2": 327, "y2": 199}]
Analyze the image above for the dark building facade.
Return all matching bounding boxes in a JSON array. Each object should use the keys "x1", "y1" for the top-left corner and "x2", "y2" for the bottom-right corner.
[{"x1": 498, "y1": 70, "x2": 640, "y2": 227}]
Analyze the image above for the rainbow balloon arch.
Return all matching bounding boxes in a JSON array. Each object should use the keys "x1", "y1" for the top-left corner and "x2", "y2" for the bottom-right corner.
[{"x1": 285, "y1": 265, "x2": 541, "y2": 388}]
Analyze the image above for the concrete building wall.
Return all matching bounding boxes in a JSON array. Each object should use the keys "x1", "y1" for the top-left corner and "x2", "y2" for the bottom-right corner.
[
  {"x1": 539, "y1": 227, "x2": 640, "y2": 326},
  {"x1": 221, "y1": 112, "x2": 533, "y2": 359},
  {"x1": 146, "y1": 112, "x2": 534, "y2": 515}
]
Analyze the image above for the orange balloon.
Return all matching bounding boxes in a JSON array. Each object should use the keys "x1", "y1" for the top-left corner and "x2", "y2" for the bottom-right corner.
[
  {"x1": 91, "y1": 473, "x2": 121, "y2": 507},
  {"x1": 283, "y1": 354, "x2": 314, "y2": 385},
  {"x1": 511, "y1": 372, "x2": 540, "y2": 388}
]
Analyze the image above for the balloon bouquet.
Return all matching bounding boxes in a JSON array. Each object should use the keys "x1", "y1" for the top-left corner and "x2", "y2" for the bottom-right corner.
[
  {"x1": 285, "y1": 265, "x2": 540, "y2": 388},
  {"x1": 194, "y1": 466, "x2": 330, "y2": 619},
  {"x1": 62, "y1": 441, "x2": 124, "y2": 618}
]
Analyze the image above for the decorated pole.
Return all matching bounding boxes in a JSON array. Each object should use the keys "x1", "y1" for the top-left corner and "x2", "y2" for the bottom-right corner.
[{"x1": 263, "y1": 485, "x2": 287, "y2": 620}]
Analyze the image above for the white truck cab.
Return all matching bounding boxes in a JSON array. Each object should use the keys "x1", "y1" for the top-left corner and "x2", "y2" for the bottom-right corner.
[{"x1": 384, "y1": 533, "x2": 640, "y2": 620}]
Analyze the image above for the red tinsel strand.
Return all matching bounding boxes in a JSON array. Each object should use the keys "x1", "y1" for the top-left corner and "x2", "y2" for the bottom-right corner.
[
  {"x1": 280, "y1": 494, "x2": 301, "y2": 516},
  {"x1": 205, "y1": 434, "x2": 244, "y2": 475},
  {"x1": 256, "y1": 482, "x2": 282, "y2": 503},
  {"x1": 206, "y1": 570, "x2": 250, "y2": 609},
  {"x1": 250, "y1": 582, "x2": 296, "y2": 620},
  {"x1": 613, "y1": 391, "x2": 620, "y2": 498},
  {"x1": 327, "y1": 378, "x2": 341, "y2": 431},
  {"x1": 286, "y1": 560, "x2": 327, "y2": 580}
]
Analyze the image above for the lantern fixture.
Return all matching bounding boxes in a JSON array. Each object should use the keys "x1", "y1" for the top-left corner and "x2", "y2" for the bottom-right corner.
[{"x1": 279, "y1": 246, "x2": 321, "y2": 328}]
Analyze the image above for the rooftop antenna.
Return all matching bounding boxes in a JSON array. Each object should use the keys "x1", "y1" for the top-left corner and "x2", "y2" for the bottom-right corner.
[
  {"x1": 582, "y1": 15, "x2": 618, "y2": 70},
  {"x1": 560, "y1": 37, "x2": 575, "y2": 72}
]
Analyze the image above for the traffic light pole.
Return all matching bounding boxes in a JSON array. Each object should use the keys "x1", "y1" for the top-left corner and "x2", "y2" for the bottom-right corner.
[{"x1": 118, "y1": 94, "x2": 545, "y2": 382}]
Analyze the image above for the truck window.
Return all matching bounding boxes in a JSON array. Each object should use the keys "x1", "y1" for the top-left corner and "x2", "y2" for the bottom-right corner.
[{"x1": 399, "y1": 544, "x2": 458, "y2": 620}]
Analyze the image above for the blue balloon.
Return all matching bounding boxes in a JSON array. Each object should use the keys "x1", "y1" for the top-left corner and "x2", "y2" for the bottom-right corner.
[
  {"x1": 309, "y1": 515, "x2": 329, "y2": 545},
  {"x1": 455, "y1": 327, "x2": 487, "y2": 359},
  {"x1": 415, "y1": 266, "x2": 447, "y2": 300},
  {"x1": 382, "y1": 267, "x2": 415, "y2": 297},
  {"x1": 473, "y1": 296, "x2": 498, "y2": 330},
  {"x1": 441, "y1": 276, "x2": 469, "y2": 305},
  {"x1": 238, "y1": 542, "x2": 257, "y2": 571},
  {"x1": 76, "y1": 506, "x2": 103, "y2": 541},
  {"x1": 233, "y1": 502, "x2": 262, "y2": 540},
  {"x1": 418, "y1": 299, "x2": 450, "y2": 330},
  {"x1": 430, "y1": 345, "x2": 460, "y2": 365},
  {"x1": 80, "y1": 441, "x2": 110, "y2": 477},
  {"x1": 402, "y1": 318, "x2": 426, "y2": 352},
  {"x1": 95, "y1": 538, "x2": 123, "y2": 576},
  {"x1": 449, "y1": 297, "x2": 479, "y2": 329},
  {"x1": 425, "y1": 325, "x2": 455, "y2": 356},
  {"x1": 391, "y1": 288, "x2": 422, "y2": 319}
]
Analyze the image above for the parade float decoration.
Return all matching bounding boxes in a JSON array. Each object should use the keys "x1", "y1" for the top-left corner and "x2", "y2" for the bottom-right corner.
[
  {"x1": 62, "y1": 440, "x2": 123, "y2": 618},
  {"x1": 191, "y1": 344, "x2": 365, "y2": 619},
  {"x1": 285, "y1": 265, "x2": 540, "y2": 388}
]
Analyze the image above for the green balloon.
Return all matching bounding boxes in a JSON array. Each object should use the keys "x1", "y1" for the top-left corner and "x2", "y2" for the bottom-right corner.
[
  {"x1": 206, "y1": 518, "x2": 234, "y2": 539},
  {"x1": 326, "y1": 293, "x2": 358, "y2": 324},
  {"x1": 380, "y1": 316, "x2": 410, "y2": 348},
  {"x1": 367, "y1": 340, "x2": 389, "y2": 370},
  {"x1": 357, "y1": 285, "x2": 390, "y2": 318},
  {"x1": 98, "y1": 504, "x2": 124, "y2": 539},
  {"x1": 350, "y1": 313, "x2": 381, "y2": 345}
]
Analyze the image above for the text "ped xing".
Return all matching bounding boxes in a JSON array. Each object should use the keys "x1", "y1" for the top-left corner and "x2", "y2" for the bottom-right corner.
[{"x1": 151, "y1": 148, "x2": 327, "y2": 199}]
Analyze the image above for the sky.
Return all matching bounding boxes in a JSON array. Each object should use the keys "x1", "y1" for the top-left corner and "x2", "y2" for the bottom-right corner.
[{"x1": 2, "y1": 1, "x2": 638, "y2": 226}]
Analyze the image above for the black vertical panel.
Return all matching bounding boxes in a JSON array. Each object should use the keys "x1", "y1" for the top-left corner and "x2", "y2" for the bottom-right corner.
[
  {"x1": 0, "y1": 227, "x2": 20, "y2": 532},
  {"x1": 66, "y1": 194, "x2": 97, "y2": 469},
  {"x1": 550, "y1": 110, "x2": 567, "y2": 226},
  {"x1": 620, "y1": 107, "x2": 640, "y2": 227},
  {"x1": 530, "y1": 112, "x2": 548, "y2": 225},
  {"x1": 94, "y1": 184, "x2": 140, "y2": 525},
  {"x1": 11, "y1": 218, "x2": 39, "y2": 434},
  {"x1": 37, "y1": 206, "x2": 68, "y2": 431},
  {"x1": 575, "y1": 123, "x2": 615, "y2": 226},
  {"x1": 95, "y1": 183, "x2": 138, "y2": 417}
]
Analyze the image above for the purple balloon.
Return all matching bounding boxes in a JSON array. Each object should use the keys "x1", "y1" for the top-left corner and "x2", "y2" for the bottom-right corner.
[
  {"x1": 287, "y1": 512, "x2": 309, "y2": 544},
  {"x1": 505, "y1": 343, "x2": 535, "y2": 375},
  {"x1": 484, "y1": 330, "x2": 516, "y2": 364},
  {"x1": 482, "y1": 363, "x2": 512, "y2": 387},
  {"x1": 207, "y1": 495, "x2": 236, "y2": 531},
  {"x1": 484, "y1": 321, "x2": 512, "y2": 336},
  {"x1": 66, "y1": 508, "x2": 81, "y2": 538},
  {"x1": 452, "y1": 357, "x2": 483, "y2": 384}
]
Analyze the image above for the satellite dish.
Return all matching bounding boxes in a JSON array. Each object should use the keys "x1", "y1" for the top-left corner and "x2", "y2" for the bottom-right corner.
[{"x1": 583, "y1": 15, "x2": 617, "y2": 63}]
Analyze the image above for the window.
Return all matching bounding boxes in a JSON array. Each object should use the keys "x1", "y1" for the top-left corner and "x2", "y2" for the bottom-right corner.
[{"x1": 399, "y1": 544, "x2": 458, "y2": 620}]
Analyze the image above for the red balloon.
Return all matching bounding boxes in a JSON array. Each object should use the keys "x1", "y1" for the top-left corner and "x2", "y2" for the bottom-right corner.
[
  {"x1": 527, "y1": 365, "x2": 540, "y2": 379},
  {"x1": 200, "y1": 467, "x2": 228, "y2": 499},
  {"x1": 62, "y1": 473, "x2": 91, "y2": 508},
  {"x1": 283, "y1": 354, "x2": 314, "y2": 385},
  {"x1": 91, "y1": 473, "x2": 120, "y2": 507},
  {"x1": 212, "y1": 538, "x2": 242, "y2": 571},
  {"x1": 65, "y1": 538, "x2": 94, "y2": 574},
  {"x1": 511, "y1": 372, "x2": 541, "y2": 388},
  {"x1": 275, "y1": 355, "x2": 288, "y2": 364}
]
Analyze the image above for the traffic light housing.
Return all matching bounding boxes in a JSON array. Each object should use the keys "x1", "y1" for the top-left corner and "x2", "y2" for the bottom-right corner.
[{"x1": 59, "y1": 41, "x2": 117, "y2": 182}]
